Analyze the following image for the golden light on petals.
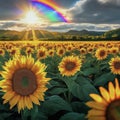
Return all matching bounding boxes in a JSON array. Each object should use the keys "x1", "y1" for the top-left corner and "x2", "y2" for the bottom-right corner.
[
  {"x1": 95, "y1": 47, "x2": 108, "y2": 60},
  {"x1": 0, "y1": 55, "x2": 50, "y2": 112},
  {"x1": 109, "y1": 57, "x2": 120, "y2": 75},
  {"x1": 58, "y1": 56, "x2": 82, "y2": 76},
  {"x1": 86, "y1": 78, "x2": 120, "y2": 120}
]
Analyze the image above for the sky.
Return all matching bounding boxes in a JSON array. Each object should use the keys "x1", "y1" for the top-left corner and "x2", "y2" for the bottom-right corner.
[{"x1": 0, "y1": 0, "x2": 120, "y2": 32}]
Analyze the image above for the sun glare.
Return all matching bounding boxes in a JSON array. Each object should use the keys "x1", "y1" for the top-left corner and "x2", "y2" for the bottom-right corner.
[{"x1": 23, "y1": 10, "x2": 39, "y2": 25}]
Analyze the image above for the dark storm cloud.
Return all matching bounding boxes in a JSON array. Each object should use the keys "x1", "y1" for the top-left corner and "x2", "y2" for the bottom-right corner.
[
  {"x1": 0, "y1": 0, "x2": 30, "y2": 20},
  {"x1": 69, "y1": 0, "x2": 120, "y2": 24},
  {"x1": 53, "y1": 0, "x2": 79, "y2": 8}
]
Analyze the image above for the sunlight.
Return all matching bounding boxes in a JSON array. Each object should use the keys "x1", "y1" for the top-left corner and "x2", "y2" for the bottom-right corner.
[{"x1": 23, "y1": 10, "x2": 40, "y2": 25}]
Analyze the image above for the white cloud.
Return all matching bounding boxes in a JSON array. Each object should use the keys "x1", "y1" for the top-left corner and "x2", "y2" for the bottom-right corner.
[
  {"x1": 68, "y1": 0, "x2": 87, "y2": 15},
  {"x1": 98, "y1": 0, "x2": 120, "y2": 5},
  {"x1": 0, "y1": 19, "x2": 120, "y2": 32}
]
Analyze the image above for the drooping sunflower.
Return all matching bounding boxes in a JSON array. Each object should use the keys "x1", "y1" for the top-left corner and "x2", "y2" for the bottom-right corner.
[
  {"x1": 109, "y1": 57, "x2": 120, "y2": 74},
  {"x1": 95, "y1": 47, "x2": 108, "y2": 60},
  {"x1": 58, "y1": 56, "x2": 82, "y2": 76},
  {"x1": 0, "y1": 55, "x2": 50, "y2": 112},
  {"x1": 86, "y1": 78, "x2": 120, "y2": 120}
]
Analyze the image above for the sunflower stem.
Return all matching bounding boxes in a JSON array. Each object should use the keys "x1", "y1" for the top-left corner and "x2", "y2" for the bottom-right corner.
[{"x1": 68, "y1": 91, "x2": 72, "y2": 103}]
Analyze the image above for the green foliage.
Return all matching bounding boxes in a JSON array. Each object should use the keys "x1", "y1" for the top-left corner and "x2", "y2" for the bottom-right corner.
[
  {"x1": 0, "y1": 44, "x2": 119, "y2": 120},
  {"x1": 40, "y1": 95, "x2": 72, "y2": 116},
  {"x1": 60, "y1": 112, "x2": 86, "y2": 120}
]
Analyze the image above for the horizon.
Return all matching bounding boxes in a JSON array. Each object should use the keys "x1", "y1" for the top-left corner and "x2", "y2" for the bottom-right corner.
[{"x1": 0, "y1": 28, "x2": 118, "y2": 33}]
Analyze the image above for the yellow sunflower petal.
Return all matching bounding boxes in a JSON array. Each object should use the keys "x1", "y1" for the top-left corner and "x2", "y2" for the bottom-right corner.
[
  {"x1": 87, "y1": 116, "x2": 106, "y2": 120},
  {"x1": 3, "y1": 91, "x2": 15, "y2": 104},
  {"x1": 24, "y1": 96, "x2": 33, "y2": 110},
  {"x1": 108, "y1": 82, "x2": 115, "y2": 100},
  {"x1": 87, "y1": 109, "x2": 105, "y2": 117},
  {"x1": 90, "y1": 94, "x2": 107, "y2": 105},
  {"x1": 30, "y1": 95, "x2": 40, "y2": 105},
  {"x1": 17, "y1": 97, "x2": 24, "y2": 113},
  {"x1": 86, "y1": 101, "x2": 106, "y2": 110},
  {"x1": 9, "y1": 95, "x2": 20, "y2": 109},
  {"x1": 99, "y1": 87, "x2": 110, "y2": 102},
  {"x1": 115, "y1": 78, "x2": 120, "y2": 98}
]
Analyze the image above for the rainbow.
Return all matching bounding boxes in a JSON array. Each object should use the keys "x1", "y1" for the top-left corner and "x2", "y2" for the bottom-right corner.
[{"x1": 31, "y1": 0, "x2": 68, "y2": 22}]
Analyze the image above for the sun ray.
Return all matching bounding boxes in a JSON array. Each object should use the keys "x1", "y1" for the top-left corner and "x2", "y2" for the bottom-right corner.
[
  {"x1": 32, "y1": 29, "x2": 38, "y2": 41},
  {"x1": 22, "y1": 31, "x2": 29, "y2": 40}
]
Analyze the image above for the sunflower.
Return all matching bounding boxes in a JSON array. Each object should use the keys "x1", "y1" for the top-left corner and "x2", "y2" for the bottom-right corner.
[
  {"x1": 95, "y1": 47, "x2": 108, "y2": 60},
  {"x1": 87, "y1": 47, "x2": 94, "y2": 54},
  {"x1": 37, "y1": 47, "x2": 47, "y2": 60},
  {"x1": 48, "y1": 49, "x2": 55, "y2": 57},
  {"x1": 25, "y1": 47, "x2": 33, "y2": 55},
  {"x1": 86, "y1": 78, "x2": 120, "y2": 120},
  {"x1": 0, "y1": 55, "x2": 50, "y2": 112},
  {"x1": 58, "y1": 56, "x2": 82, "y2": 76},
  {"x1": 80, "y1": 48, "x2": 87, "y2": 54},
  {"x1": 109, "y1": 57, "x2": 120, "y2": 74},
  {"x1": 0, "y1": 48, "x2": 5, "y2": 56},
  {"x1": 110, "y1": 47, "x2": 119, "y2": 54},
  {"x1": 66, "y1": 44, "x2": 74, "y2": 52},
  {"x1": 56, "y1": 47, "x2": 65, "y2": 57},
  {"x1": 9, "y1": 48, "x2": 20, "y2": 56}
]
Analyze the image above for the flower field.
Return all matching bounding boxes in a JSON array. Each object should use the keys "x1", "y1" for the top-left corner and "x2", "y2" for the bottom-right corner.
[{"x1": 0, "y1": 41, "x2": 120, "y2": 120}]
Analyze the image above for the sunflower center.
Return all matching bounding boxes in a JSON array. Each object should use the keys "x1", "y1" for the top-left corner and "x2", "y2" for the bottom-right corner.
[
  {"x1": 65, "y1": 62, "x2": 76, "y2": 71},
  {"x1": 39, "y1": 51, "x2": 45, "y2": 57},
  {"x1": 21, "y1": 76, "x2": 29, "y2": 87},
  {"x1": 27, "y1": 50, "x2": 32, "y2": 54},
  {"x1": 11, "y1": 50, "x2": 16, "y2": 55},
  {"x1": 106, "y1": 99, "x2": 120, "y2": 120},
  {"x1": 49, "y1": 51, "x2": 53, "y2": 55},
  {"x1": 114, "y1": 61, "x2": 120, "y2": 69},
  {"x1": 12, "y1": 68, "x2": 37, "y2": 96},
  {"x1": 113, "y1": 50, "x2": 117, "y2": 53},
  {"x1": 59, "y1": 50, "x2": 64, "y2": 54},
  {"x1": 0, "y1": 50, "x2": 3, "y2": 54},
  {"x1": 68, "y1": 47, "x2": 71, "y2": 50},
  {"x1": 100, "y1": 50, "x2": 106, "y2": 57}
]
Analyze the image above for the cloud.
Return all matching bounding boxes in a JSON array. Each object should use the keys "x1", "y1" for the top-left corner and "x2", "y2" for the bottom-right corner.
[
  {"x1": 53, "y1": 0, "x2": 78, "y2": 8},
  {"x1": 68, "y1": 0, "x2": 120, "y2": 24},
  {"x1": 0, "y1": 0, "x2": 78, "y2": 20},
  {"x1": 0, "y1": 0, "x2": 119, "y2": 32},
  {"x1": 98, "y1": 0, "x2": 120, "y2": 6},
  {"x1": 0, "y1": 0, "x2": 30, "y2": 20},
  {"x1": 0, "y1": 20, "x2": 118, "y2": 32}
]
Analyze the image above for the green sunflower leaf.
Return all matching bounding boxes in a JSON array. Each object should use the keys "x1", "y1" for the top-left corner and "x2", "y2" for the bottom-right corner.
[
  {"x1": 59, "y1": 112, "x2": 86, "y2": 120},
  {"x1": 63, "y1": 78, "x2": 98, "y2": 101},
  {"x1": 48, "y1": 87, "x2": 68, "y2": 95},
  {"x1": 82, "y1": 67, "x2": 99, "y2": 76},
  {"x1": 41, "y1": 95, "x2": 72, "y2": 116},
  {"x1": 94, "y1": 72, "x2": 115, "y2": 86}
]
